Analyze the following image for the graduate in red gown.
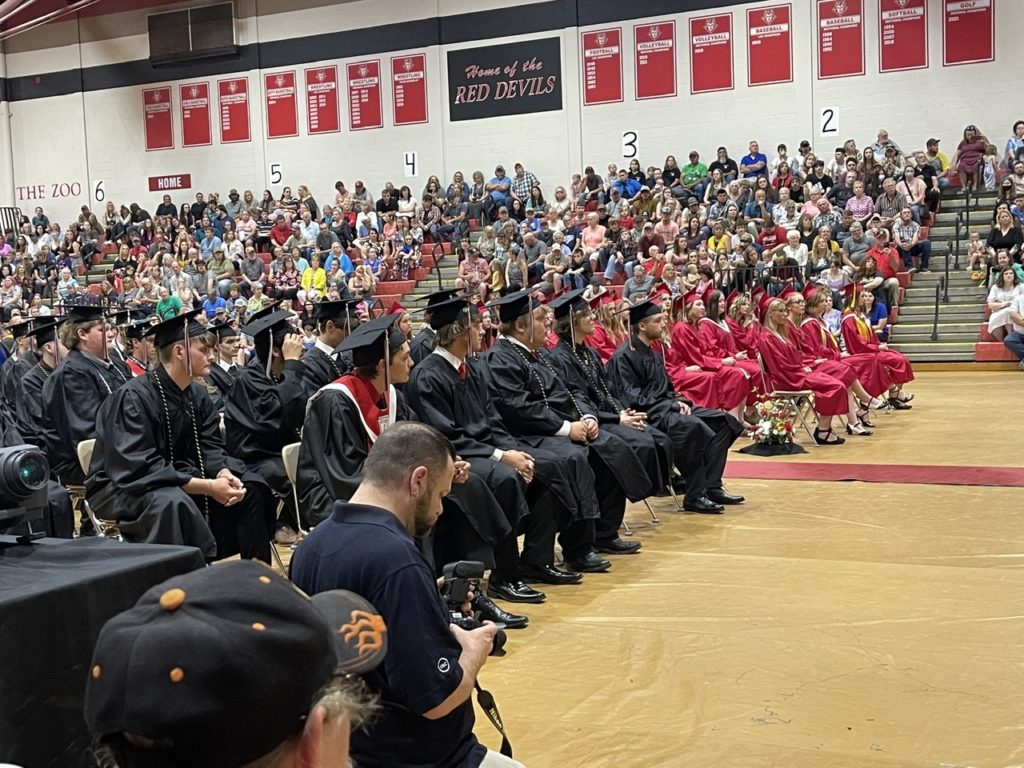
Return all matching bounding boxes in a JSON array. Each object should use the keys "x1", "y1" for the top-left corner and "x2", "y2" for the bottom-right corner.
[
  {"x1": 758, "y1": 298, "x2": 860, "y2": 445},
  {"x1": 724, "y1": 292, "x2": 762, "y2": 358},
  {"x1": 840, "y1": 286, "x2": 915, "y2": 409},
  {"x1": 584, "y1": 288, "x2": 627, "y2": 364},
  {"x1": 698, "y1": 289, "x2": 762, "y2": 403}
]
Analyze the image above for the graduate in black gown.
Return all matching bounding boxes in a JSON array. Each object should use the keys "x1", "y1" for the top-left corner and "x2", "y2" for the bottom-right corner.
[
  {"x1": 482, "y1": 290, "x2": 656, "y2": 573},
  {"x1": 225, "y1": 309, "x2": 308, "y2": 540},
  {"x1": 86, "y1": 310, "x2": 276, "y2": 561},
  {"x1": 204, "y1": 320, "x2": 241, "y2": 407},
  {"x1": 41, "y1": 305, "x2": 131, "y2": 488},
  {"x1": 16, "y1": 318, "x2": 65, "y2": 449},
  {"x1": 0, "y1": 319, "x2": 38, "y2": 410},
  {"x1": 300, "y1": 299, "x2": 358, "y2": 391},
  {"x1": 122, "y1": 319, "x2": 155, "y2": 377},
  {"x1": 408, "y1": 289, "x2": 458, "y2": 365},
  {"x1": 545, "y1": 289, "x2": 675, "y2": 516},
  {"x1": 406, "y1": 296, "x2": 579, "y2": 601},
  {"x1": 607, "y1": 300, "x2": 745, "y2": 513}
]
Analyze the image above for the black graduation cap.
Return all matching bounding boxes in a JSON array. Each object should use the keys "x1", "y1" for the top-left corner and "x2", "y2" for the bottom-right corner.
[
  {"x1": 621, "y1": 299, "x2": 662, "y2": 325},
  {"x1": 207, "y1": 320, "x2": 239, "y2": 341},
  {"x1": 340, "y1": 314, "x2": 406, "y2": 367},
  {"x1": 313, "y1": 299, "x2": 361, "y2": 328},
  {"x1": 248, "y1": 300, "x2": 282, "y2": 323},
  {"x1": 143, "y1": 309, "x2": 206, "y2": 349},
  {"x1": 426, "y1": 297, "x2": 476, "y2": 330},
  {"x1": 241, "y1": 309, "x2": 294, "y2": 340},
  {"x1": 486, "y1": 289, "x2": 538, "y2": 324},
  {"x1": 548, "y1": 288, "x2": 587, "y2": 320},
  {"x1": 24, "y1": 318, "x2": 65, "y2": 345},
  {"x1": 10, "y1": 320, "x2": 33, "y2": 339},
  {"x1": 417, "y1": 289, "x2": 459, "y2": 312},
  {"x1": 108, "y1": 309, "x2": 131, "y2": 326},
  {"x1": 64, "y1": 305, "x2": 106, "y2": 323},
  {"x1": 124, "y1": 319, "x2": 154, "y2": 341}
]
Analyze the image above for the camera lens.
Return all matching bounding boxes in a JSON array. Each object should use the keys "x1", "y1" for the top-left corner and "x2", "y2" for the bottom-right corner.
[
  {"x1": 0, "y1": 446, "x2": 49, "y2": 498},
  {"x1": 18, "y1": 453, "x2": 48, "y2": 490}
]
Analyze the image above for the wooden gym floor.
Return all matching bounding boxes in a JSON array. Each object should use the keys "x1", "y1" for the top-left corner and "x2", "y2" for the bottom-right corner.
[{"x1": 283, "y1": 371, "x2": 1024, "y2": 768}]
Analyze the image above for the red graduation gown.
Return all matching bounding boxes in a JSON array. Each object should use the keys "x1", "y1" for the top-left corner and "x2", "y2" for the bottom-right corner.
[
  {"x1": 840, "y1": 312, "x2": 914, "y2": 386},
  {"x1": 757, "y1": 328, "x2": 849, "y2": 416},
  {"x1": 667, "y1": 321, "x2": 749, "y2": 410},
  {"x1": 799, "y1": 317, "x2": 891, "y2": 397},
  {"x1": 725, "y1": 316, "x2": 761, "y2": 357},
  {"x1": 787, "y1": 319, "x2": 855, "y2": 388},
  {"x1": 584, "y1": 323, "x2": 619, "y2": 364},
  {"x1": 698, "y1": 318, "x2": 761, "y2": 401}
]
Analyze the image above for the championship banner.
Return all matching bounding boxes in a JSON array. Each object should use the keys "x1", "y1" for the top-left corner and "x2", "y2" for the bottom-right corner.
[
  {"x1": 817, "y1": 0, "x2": 865, "y2": 79},
  {"x1": 689, "y1": 13, "x2": 733, "y2": 94},
  {"x1": 392, "y1": 53, "x2": 428, "y2": 125},
  {"x1": 265, "y1": 71, "x2": 299, "y2": 139},
  {"x1": 634, "y1": 21, "x2": 676, "y2": 100},
  {"x1": 143, "y1": 86, "x2": 173, "y2": 152},
  {"x1": 582, "y1": 28, "x2": 623, "y2": 105},
  {"x1": 347, "y1": 60, "x2": 383, "y2": 131},
  {"x1": 306, "y1": 65, "x2": 340, "y2": 135},
  {"x1": 179, "y1": 82, "x2": 211, "y2": 147},
  {"x1": 218, "y1": 78, "x2": 251, "y2": 144},
  {"x1": 747, "y1": 4, "x2": 793, "y2": 86},
  {"x1": 943, "y1": 0, "x2": 994, "y2": 66},
  {"x1": 879, "y1": 0, "x2": 928, "y2": 73}
]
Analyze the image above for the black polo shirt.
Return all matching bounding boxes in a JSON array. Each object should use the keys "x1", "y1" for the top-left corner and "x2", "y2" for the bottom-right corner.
[{"x1": 290, "y1": 502, "x2": 487, "y2": 768}]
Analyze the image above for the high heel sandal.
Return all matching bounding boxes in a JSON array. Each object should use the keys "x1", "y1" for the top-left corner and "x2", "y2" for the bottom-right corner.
[
  {"x1": 813, "y1": 427, "x2": 845, "y2": 445},
  {"x1": 846, "y1": 421, "x2": 872, "y2": 436},
  {"x1": 888, "y1": 397, "x2": 912, "y2": 410},
  {"x1": 855, "y1": 408, "x2": 875, "y2": 428}
]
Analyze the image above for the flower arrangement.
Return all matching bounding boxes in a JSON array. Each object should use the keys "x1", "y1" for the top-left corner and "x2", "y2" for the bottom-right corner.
[{"x1": 750, "y1": 399, "x2": 795, "y2": 446}]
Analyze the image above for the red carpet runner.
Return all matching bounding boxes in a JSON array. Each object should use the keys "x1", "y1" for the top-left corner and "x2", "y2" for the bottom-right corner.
[{"x1": 723, "y1": 462, "x2": 1024, "y2": 488}]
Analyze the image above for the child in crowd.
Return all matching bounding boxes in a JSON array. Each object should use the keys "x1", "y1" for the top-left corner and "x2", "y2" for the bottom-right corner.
[{"x1": 966, "y1": 230, "x2": 986, "y2": 277}]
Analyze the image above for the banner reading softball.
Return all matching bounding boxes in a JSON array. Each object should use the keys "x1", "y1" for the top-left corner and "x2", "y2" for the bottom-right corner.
[
  {"x1": 747, "y1": 4, "x2": 793, "y2": 86},
  {"x1": 689, "y1": 13, "x2": 733, "y2": 94},
  {"x1": 943, "y1": 0, "x2": 993, "y2": 66},
  {"x1": 817, "y1": 0, "x2": 865, "y2": 79},
  {"x1": 634, "y1": 21, "x2": 676, "y2": 100},
  {"x1": 879, "y1": 0, "x2": 928, "y2": 72},
  {"x1": 581, "y1": 28, "x2": 623, "y2": 105},
  {"x1": 348, "y1": 60, "x2": 383, "y2": 131},
  {"x1": 392, "y1": 54, "x2": 428, "y2": 125}
]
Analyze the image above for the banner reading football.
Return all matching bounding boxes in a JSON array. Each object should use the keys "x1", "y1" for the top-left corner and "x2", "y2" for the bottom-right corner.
[
  {"x1": 218, "y1": 78, "x2": 250, "y2": 144},
  {"x1": 392, "y1": 54, "x2": 428, "y2": 125},
  {"x1": 879, "y1": 0, "x2": 927, "y2": 72},
  {"x1": 265, "y1": 71, "x2": 298, "y2": 139},
  {"x1": 180, "y1": 82, "x2": 211, "y2": 147},
  {"x1": 581, "y1": 28, "x2": 623, "y2": 105},
  {"x1": 634, "y1": 21, "x2": 675, "y2": 100},
  {"x1": 817, "y1": 0, "x2": 865, "y2": 79},
  {"x1": 943, "y1": 0, "x2": 993, "y2": 66},
  {"x1": 689, "y1": 13, "x2": 733, "y2": 94},
  {"x1": 348, "y1": 60, "x2": 383, "y2": 131},
  {"x1": 747, "y1": 4, "x2": 793, "y2": 86},
  {"x1": 142, "y1": 86, "x2": 173, "y2": 151},
  {"x1": 306, "y1": 66, "x2": 340, "y2": 135}
]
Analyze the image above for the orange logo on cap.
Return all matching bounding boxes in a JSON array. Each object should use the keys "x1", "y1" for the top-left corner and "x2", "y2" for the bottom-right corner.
[{"x1": 340, "y1": 610, "x2": 387, "y2": 656}]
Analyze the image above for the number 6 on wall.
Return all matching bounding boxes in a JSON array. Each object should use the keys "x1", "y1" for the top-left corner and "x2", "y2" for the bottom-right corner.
[
  {"x1": 622, "y1": 131, "x2": 638, "y2": 159},
  {"x1": 268, "y1": 163, "x2": 283, "y2": 185},
  {"x1": 92, "y1": 180, "x2": 105, "y2": 203}
]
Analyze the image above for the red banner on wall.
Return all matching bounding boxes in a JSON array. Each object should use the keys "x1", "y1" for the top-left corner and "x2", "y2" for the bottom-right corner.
[
  {"x1": 392, "y1": 53, "x2": 428, "y2": 125},
  {"x1": 943, "y1": 0, "x2": 993, "y2": 66},
  {"x1": 747, "y1": 4, "x2": 793, "y2": 86},
  {"x1": 218, "y1": 78, "x2": 250, "y2": 144},
  {"x1": 265, "y1": 71, "x2": 298, "y2": 139},
  {"x1": 689, "y1": 13, "x2": 733, "y2": 94},
  {"x1": 142, "y1": 86, "x2": 173, "y2": 152},
  {"x1": 347, "y1": 60, "x2": 383, "y2": 131},
  {"x1": 148, "y1": 174, "x2": 192, "y2": 192},
  {"x1": 581, "y1": 28, "x2": 623, "y2": 105},
  {"x1": 879, "y1": 0, "x2": 928, "y2": 72},
  {"x1": 634, "y1": 21, "x2": 676, "y2": 100},
  {"x1": 305, "y1": 65, "x2": 340, "y2": 135},
  {"x1": 179, "y1": 82, "x2": 211, "y2": 147},
  {"x1": 817, "y1": 0, "x2": 865, "y2": 79}
]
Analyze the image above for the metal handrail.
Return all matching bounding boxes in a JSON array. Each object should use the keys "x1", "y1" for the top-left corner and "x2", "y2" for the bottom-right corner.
[
  {"x1": 942, "y1": 236, "x2": 950, "y2": 304},
  {"x1": 930, "y1": 279, "x2": 942, "y2": 341},
  {"x1": 953, "y1": 210, "x2": 963, "y2": 270},
  {"x1": 963, "y1": 186, "x2": 972, "y2": 252},
  {"x1": 431, "y1": 243, "x2": 445, "y2": 290}
]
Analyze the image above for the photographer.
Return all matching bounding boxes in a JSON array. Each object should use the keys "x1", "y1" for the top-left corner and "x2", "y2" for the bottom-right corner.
[{"x1": 292, "y1": 422, "x2": 526, "y2": 768}]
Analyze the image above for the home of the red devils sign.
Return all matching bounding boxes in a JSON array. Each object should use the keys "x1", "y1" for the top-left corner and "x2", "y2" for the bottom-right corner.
[
  {"x1": 148, "y1": 174, "x2": 193, "y2": 192},
  {"x1": 447, "y1": 37, "x2": 562, "y2": 122}
]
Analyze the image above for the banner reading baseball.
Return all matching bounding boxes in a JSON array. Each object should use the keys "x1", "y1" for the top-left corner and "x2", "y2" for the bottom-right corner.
[
  {"x1": 634, "y1": 21, "x2": 676, "y2": 100},
  {"x1": 747, "y1": 4, "x2": 793, "y2": 86},
  {"x1": 689, "y1": 13, "x2": 734, "y2": 94},
  {"x1": 817, "y1": 0, "x2": 865, "y2": 79}
]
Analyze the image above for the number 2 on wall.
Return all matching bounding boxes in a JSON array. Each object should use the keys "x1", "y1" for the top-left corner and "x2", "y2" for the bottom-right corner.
[
  {"x1": 622, "y1": 131, "x2": 638, "y2": 159},
  {"x1": 819, "y1": 108, "x2": 838, "y2": 137}
]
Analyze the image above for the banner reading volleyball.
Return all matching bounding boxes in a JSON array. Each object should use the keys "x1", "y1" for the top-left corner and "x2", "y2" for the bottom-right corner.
[
  {"x1": 142, "y1": 86, "x2": 173, "y2": 151},
  {"x1": 265, "y1": 71, "x2": 298, "y2": 139},
  {"x1": 179, "y1": 82, "x2": 211, "y2": 147},
  {"x1": 689, "y1": 13, "x2": 733, "y2": 94},
  {"x1": 943, "y1": 0, "x2": 994, "y2": 66},
  {"x1": 392, "y1": 54, "x2": 428, "y2": 125},
  {"x1": 879, "y1": 0, "x2": 928, "y2": 72},
  {"x1": 218, "y1": 78, "x2": 250, "y2": 144},
  {"x1": 582, "y1": 28, "x2": 623, "y2": 105},
  {"x1": 747, "y1": 4, "x2": 793, "y2": 86},
  {"x1": 817, "y1": 0, "x2": 865, "y2": 79},
  {"x1": 634, "y1": 21, "x2": 676, "y2": 100},
  {"x1": 348, "y1": 60, "x2": 383, "y2": 131},
  {"x1": 305, "y1": 66, "x2": 340, "y2": 135}
]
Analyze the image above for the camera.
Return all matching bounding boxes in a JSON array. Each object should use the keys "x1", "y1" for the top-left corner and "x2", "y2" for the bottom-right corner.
[
  {"x1": 0, "y1": 445, "x2": 51, "y2": 540},
  {"x1": 440, "y1": 560, "x2": 507, "y2": 657}
]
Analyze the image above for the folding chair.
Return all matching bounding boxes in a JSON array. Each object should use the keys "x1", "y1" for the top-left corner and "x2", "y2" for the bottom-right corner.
[
  {"x1": 74, "y1": 439, "x2": 121, "y2": 539},
  {"x1": 281, "y1": 442, "x2": 307, "y2": 540},
  {"x1": 755, "y1": 353, "x2": 817, "y2": 442}
]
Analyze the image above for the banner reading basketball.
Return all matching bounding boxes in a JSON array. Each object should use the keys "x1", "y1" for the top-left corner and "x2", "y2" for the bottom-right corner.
[
  {"x1": 634, "y1": 21, "x2": 676, "y2": 100},
  {"x1": 218, "y1": 78, "x2": 250, "y2": 144},
  {"x1": 179, "y1": 82, "x2": 211, "y2": 147},
  {"x1": 581, "y1": 29, "x2": 622, "y2": 105},
  {"x1": 747, "y1": 4, "x2": 793, "y2": 86},
  {"x1": 943, "y1": 0, "x2": 993, "y2": 66},
  {"x1": 689, "y1": 13, "x2": 733, "y2": 94},
  {"x1": 817, "y1": 0, "x2": 865, "y2": 79},
  {"x1": 265, "y1": 71, "x2": 298, "y2": 139},
  {"x1": 879, "y1": 0, "x2": 928, "y2": 72},
  {"x1": 348, "y1": 60, "x2": 383, "y2": 131},
  {"x1": 142, "y1": 87, "x2": 173, "y2": 151},
  {"x1": 392, "y1": 54, "x2": 428, "y2": 125},
  {"x1": 306, "y1": 66, "x2": 340, "y2": 135}
]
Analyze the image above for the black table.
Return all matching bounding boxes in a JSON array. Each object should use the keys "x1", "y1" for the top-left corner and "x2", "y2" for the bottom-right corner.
[{"x1": 0, "y1": 536, "x2": 205, "y2": 767}]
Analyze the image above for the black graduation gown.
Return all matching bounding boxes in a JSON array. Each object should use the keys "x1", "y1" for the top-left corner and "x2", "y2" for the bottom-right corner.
[
  {"x1": 225, "y1": 358, "x2": 307, "y2": 497},
  {"x1": 86, "y1": 366, "x2": 276, "y2": 561},
  {"x1": 408, "y1": 326, "x2": 436, "y2": 365},
  {"x1": 40, "y1": 349, "x2": 130, "y2": 485},
  {"x1": 547, "y1": 339, "x2": 673, "y2": 493},
  {"x1": 301, "y1": 345, "x2": 352, "y2": 392},
  {"x1": 0, "y1": 402, "x2": 73, "y2": 538},
  {"x1": 607, "y1": 338, "x2": 742, "y2": 495},
  {"x1": 482, "y1": 337, "x2": 655, "y2": 505},
  {"x1": 206, "y1": 360, "x2": 237, "y2": 408},
  {"x1": 296, "y1": 385, "x2": 510, "y2": 559},
  {"x1": 15, "y1": 359, "x2": 50, "y2": 448},
  {"x1": 0, "y1": 349, "x2": 37, "y2": 409}
]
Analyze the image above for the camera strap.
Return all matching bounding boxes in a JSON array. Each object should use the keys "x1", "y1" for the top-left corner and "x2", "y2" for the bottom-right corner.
[{"x1": 474, "y1": 681, "x2": 513, "y2": 758}]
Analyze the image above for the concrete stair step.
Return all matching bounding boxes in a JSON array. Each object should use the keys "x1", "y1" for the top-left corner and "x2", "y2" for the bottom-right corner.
[
  {"x1": 892, "y1": 330, "x2": 979, "y2": 342},
  {"x1": 888, "y1": 341, "x2": 977, "y2": 355},
  {"x1": 895, "y1": 321, "x2": 986, "y2": 333},
  {"x1": 905, "y1": 285, "x2": 988, "y2": 298},
  {"x1": 896, "y1": 349, "x2": 977, "y2": 362}
]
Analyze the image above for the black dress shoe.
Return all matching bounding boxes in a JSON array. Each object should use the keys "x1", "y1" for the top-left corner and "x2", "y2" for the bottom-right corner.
[
  {"x1": 706, "y1": 488, "x2": 745, "y2": 505},
  {"x1": 472, "y1": 594, "x2": 529, "y2": 629},
  {"x1": 683, "y1": 495, "x2": 725, "y2": 514},
  {"x1": 564, "y1": 551, "x2": 612, "y2": 573},
  {"x1": 487, "y1": 579, "x2": 547, "y2": 604},
  {"x1": 595, "y1": 537, "x2": 643, "y2": 554},
  {"x1": 520, "y1": 564, "x2": 583, "y2": 585}
]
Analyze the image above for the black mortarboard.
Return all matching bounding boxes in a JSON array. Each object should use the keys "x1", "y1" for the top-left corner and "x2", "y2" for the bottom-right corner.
[
  {"x1": 241, "y1": 309, "x2": 293, "y2": 340},
  {"x1": 10, "y1": 320, "x2": 32, "y2": 339},
  {"x1": 426, "y1": 297, "x2": 474, "y2": 330},
  {"x1": 622, "y1": 299, "x2": 662, "y2": 325},
  {"x1": 108, "y1": 309, "x2": 131, "y2": 326},
  {"x1": 144, "y1": 309, "x2": 205, "y2": 349},
  {"x1": 124, "y1": 320, "x2": 153, "y2": 341},
  {"x1": 207, "y1": 320, "x2": 239, "y2": 341},
  {"x1": 486, "y1": 289, "x2": 538, "y2": 324},
  {"x1": 248, "y1": 299, "x2": 282, "y2": 322},
  {"x1": 340, "y1": 314, "x2": 406, "y2": 367},
  {"x1": 85, "y1": 560, "x2": 387, "y2": 768},
  {"x1": 25, "y1": 318, "x2": 65, "y2": 345},
  {"x1": 64, "y1": 305, "x2": 106, "y2": 323},
  {"x1": 417, "y1": 289, "x2": 459, "y2": 311},
  {"x1": 548, "y1": 288, "x2": 587, "y2": 320},
  {"x1": 313, "y1": 299, "x2": 360, "y2": 322}
]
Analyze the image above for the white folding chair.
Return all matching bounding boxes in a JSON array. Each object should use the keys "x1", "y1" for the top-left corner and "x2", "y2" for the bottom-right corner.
[
  {"x1": 281, "y1": 442, "x2": 307, "y2": 538},
  {"x1": 74, "y1": 439, "x2": 121, "y2": 539},
  {"x1": 755, "y1": 353, "x2": 817, "y2": 442}
]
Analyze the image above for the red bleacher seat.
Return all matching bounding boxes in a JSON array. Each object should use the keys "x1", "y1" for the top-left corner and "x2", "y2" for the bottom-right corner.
[
  {"x1": 919, "y1": 226, "x2": 930, "y2": 240},
  {"x1": 76, "y1": 265, "x2": 86, "y2": 276},
  {"x1": 608, "y1": 285, "x2": 625, "y2": 299},
  {"x1": 377, "y1": 279, "x2": 414, "y2": 293},
  {"x1": 259, "y1": 253, "x2": 271, "y2": 266},
  {"x1": 412, "y1": 267, "x2": 429, "y2": 281},
  {"x1": 978, "y1": 323, "x2": 995, "y2": 342},
  {"x1": 975, "y1": 341, "x2": 1017, "y2": 362},
  {"x1": 373, "y1": 294, "x2": 404, "y2": 310},
  {"x1": 468, "y1": 219, "x2": 480, "y2": 232},
  {"x1": 89, "y1": 284, "x2": 100, "y2": 297},
  {"x1": 896, "y1": 272, "x2": 912, "y2": 289},
  {"x1": 888, "y1": 307, "x2": 899, "y2": 324}
]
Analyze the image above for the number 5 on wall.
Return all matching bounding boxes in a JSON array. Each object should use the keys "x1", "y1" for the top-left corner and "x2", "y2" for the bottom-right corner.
[{"x1": 268, "y1": 163, "x2": 283, "y2": 185}]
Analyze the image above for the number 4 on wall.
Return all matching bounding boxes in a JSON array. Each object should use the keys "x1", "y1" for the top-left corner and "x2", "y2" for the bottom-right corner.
[{"x1": 819, "y1": 107, "x2": 838, "y2": 138}]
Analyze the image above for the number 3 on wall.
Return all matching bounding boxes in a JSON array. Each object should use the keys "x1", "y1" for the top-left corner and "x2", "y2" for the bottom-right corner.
[
  {"x1": 622, "y1": 131, "x2": 638, "y2": 159},
  {"x1": 268, "y1": 163, "x2": 283, "y2": 185},
  {"x1": 819, "y1": 107, "x2": 838, "y2": 137}
]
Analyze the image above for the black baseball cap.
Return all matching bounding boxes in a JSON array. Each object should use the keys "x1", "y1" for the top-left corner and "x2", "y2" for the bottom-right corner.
[{"x1": 85, "y1": 561, "x2": 386, "y2": 768}]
